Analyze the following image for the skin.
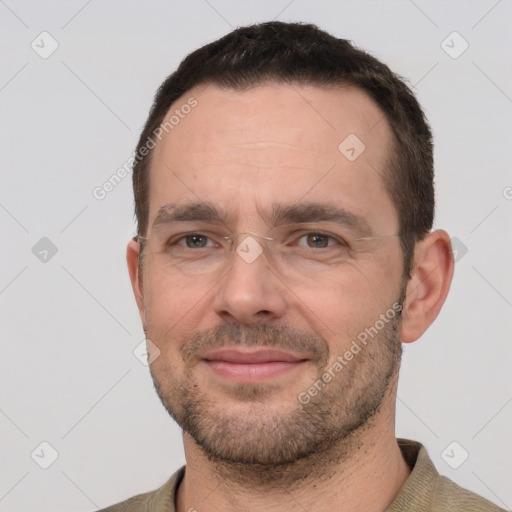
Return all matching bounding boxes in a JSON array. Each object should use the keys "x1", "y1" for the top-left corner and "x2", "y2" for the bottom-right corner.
[{"x1": 126, "y1": 82, "x2": 454, "y2": 512}]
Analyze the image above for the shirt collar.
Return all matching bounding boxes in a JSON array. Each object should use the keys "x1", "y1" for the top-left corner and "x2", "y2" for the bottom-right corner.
[{"x1": 148, "y1": 438, "x2": 433, "y2": 512}]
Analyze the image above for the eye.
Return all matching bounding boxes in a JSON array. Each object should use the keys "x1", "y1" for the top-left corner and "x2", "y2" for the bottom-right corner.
[
  {"x1": 174, "y1": 234, "x2": 217, "y2": 249},
  {"x1": 297, "y1": 232, "x2": 343, "y2": 249}
]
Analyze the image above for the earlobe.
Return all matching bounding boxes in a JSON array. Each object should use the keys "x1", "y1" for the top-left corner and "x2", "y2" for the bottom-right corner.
[
  {"x1": 126, "y1": 238, "x2": 145, "y2": 322},
  {"x1": 400, "y1": 230, "x2": 454, "y2": 344}
]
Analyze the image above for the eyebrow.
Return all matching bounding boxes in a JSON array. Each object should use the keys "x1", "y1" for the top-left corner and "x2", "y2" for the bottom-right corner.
[
  {"x1": 151, "y1": 202, "x2": 230, "y2": 230},
  {"x1": 268, "y1": 202, "x2": 373, "y2": 238},
  {"x1": 151, "y1": 201, "x2": 373, "y2": 238}
]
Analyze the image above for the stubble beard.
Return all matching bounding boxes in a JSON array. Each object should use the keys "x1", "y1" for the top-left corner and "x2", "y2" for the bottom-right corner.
[{"x1": 147, "y1": 298, "x2": 403, "y2": 487}]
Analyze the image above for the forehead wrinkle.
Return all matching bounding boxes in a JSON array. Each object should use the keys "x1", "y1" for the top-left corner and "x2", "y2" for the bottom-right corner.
[{"x1": 226, "y1": 141, "x2": 319, "y2": 151}]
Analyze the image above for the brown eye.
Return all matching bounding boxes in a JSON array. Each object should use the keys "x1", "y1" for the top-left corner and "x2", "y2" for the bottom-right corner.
[
  {"x1": 175, "y1": 234, "x2": 212, "y2": 248},
  {"x1": 185, "y1": 235, "x2": 208, "y2": 248},
  {"x1": 307, "y1": 234, "x2": 329, "y2": 248}
]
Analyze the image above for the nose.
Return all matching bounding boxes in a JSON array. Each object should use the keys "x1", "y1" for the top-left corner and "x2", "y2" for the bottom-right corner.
[{"x1": 212, "y1": 235, "x2": 288, "y2": 325}]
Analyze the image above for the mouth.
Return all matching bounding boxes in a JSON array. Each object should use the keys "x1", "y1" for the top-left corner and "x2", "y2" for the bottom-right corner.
[{"x1": 201, "y1": 348, "x2": 309, "y2": 382}]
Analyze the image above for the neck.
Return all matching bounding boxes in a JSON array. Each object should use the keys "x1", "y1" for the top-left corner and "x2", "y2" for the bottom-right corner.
[{"x1": 176, "y1": 398, "x2": 411, "y2": 512}]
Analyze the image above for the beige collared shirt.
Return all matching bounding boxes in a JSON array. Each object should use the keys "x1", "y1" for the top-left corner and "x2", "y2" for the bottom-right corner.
[{"x1": 98, "y1": 439, "x2": 506, "y2": 511}]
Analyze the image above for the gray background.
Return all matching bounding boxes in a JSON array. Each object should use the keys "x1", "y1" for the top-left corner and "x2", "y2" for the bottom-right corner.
[{"x1": 1, "y1": 0, "x2": 511, "y2": 510}]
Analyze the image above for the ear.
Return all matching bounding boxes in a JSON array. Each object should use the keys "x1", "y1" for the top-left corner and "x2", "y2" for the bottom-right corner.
[
  {"x1": 126, "y1": 237, "x2": 145, "y2": 323},
  {"x1": 400, "y1": 229, "x2": 454, "y2": 343}
]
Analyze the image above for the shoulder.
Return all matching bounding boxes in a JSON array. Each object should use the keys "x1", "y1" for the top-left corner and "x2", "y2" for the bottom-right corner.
[
  {"x1": 392, "y1": 439, "x2": 507, "y2": 512},
  {"x1": 96, "y1": 466, "x2": 186, "y2": 512},
  {"x1": 429, "y1": 474, "x2": 507, "y2": 512},
  {"x1": 98, "y1": 489, "x2": 154, "y2": 512}
]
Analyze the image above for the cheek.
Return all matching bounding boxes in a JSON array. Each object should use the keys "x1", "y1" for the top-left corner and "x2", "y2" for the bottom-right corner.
[
  {"x1": 290, "y1": 258, "x2": 401, "y2": 345},
  {"x1": 142, "y1": 269, "x2": 207, "y2": 351}
]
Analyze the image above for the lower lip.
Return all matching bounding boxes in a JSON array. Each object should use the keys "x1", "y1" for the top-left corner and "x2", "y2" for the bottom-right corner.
[{"x1": 204, "y1": 360, "x2": 306, "y2": 382}]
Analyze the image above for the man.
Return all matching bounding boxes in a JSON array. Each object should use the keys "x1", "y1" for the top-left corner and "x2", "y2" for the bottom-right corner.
[{"x1": 101, "y1": 21, "x2": 504, "y2": 512}]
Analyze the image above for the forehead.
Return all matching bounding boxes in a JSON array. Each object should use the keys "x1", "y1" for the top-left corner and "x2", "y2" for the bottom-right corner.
[{"x1": 148, "y1": 82, "x2": 397, "y2": 233}]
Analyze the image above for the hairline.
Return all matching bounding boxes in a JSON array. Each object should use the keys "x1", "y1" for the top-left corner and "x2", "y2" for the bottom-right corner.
[{"x1": 142, "y1": 78, "x2": 399, "y2": 227}]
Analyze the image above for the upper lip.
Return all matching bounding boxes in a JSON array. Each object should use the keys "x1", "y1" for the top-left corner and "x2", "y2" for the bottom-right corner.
[{"x1": 202, "y1": 348, "x2": 307, "y2": 364}]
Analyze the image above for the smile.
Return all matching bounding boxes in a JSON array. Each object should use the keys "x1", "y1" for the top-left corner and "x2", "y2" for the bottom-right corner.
[{"x1": 202, "y1": 348, "x2": 309, "y2": 382}]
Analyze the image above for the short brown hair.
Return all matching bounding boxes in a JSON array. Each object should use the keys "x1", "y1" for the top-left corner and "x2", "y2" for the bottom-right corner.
[{"x1": 132, "y1": 21, "x2": 434, "y2": 278}]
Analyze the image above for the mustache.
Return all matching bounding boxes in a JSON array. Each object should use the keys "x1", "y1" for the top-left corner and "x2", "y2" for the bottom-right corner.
[{"x1": 178, "y1": 323, "x2": 330, "y2": 367}]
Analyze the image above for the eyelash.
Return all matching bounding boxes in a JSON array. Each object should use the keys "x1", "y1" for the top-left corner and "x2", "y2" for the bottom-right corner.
[
  {"x1": 172, "y1": 234, "x2": 218, "y2": 248},
  {"x1": 168, "y1": 231, "x2": 348, "y2": 249},
  {"x1": 295, "y1": 232, "x2": 346, "y2": 248}
]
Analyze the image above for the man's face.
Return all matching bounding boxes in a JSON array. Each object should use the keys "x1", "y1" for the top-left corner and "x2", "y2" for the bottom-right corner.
[{"x1": 133, "y1": 83, "x2": 406, "y2": 468}]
